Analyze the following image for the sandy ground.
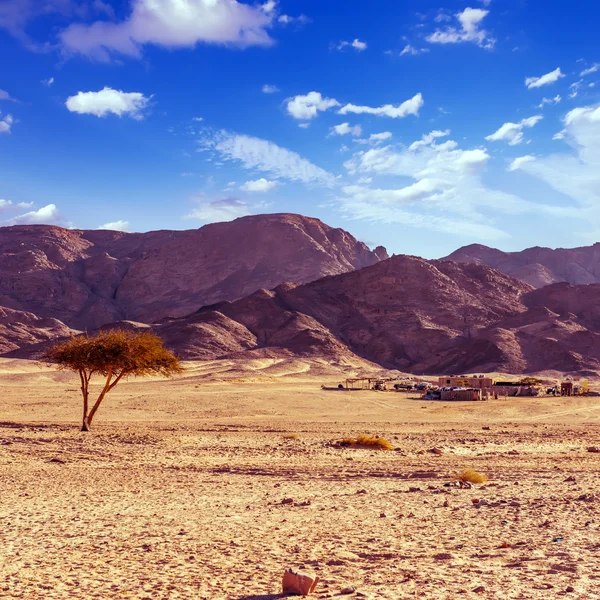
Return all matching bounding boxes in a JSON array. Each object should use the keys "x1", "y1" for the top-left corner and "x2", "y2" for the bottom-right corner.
[{"x1": 1, "y1": 358, "x2": 600, "y2": 599}]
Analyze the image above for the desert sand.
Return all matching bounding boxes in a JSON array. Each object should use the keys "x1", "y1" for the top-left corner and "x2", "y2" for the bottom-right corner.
[{"x1": 1, "y1": 358, "x2": 600, "y2": 599}]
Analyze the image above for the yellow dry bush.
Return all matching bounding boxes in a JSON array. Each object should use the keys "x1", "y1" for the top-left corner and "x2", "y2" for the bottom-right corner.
[
  {"x1": 283, "y1": 433, "x2": 300, "y2": 440},
  {"x1": 453, "y1": 469, "x2": 488, "y2": 484},
  {"x1": 337, "y1": 434, "x2": 394, "y2": 451}
]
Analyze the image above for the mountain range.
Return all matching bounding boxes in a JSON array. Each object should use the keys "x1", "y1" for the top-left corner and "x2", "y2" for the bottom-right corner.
[{"x1": 2, "y1": 214, "x2": 599, "y2": 375}]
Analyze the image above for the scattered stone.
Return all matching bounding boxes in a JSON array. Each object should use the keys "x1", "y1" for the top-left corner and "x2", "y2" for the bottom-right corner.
[
  {"x1": 433, "y1": 553, "x2": 453, "y2": 561},
  {"x1": 508, "y1": 449, "x2": 519, "y2": 455},
  {"x1": 47, "y1": 458, "x2": 66, "y2": 464},
  {"x1": 473, "y1": 586, "x2": 486, "y2": 593},
  {"x1": 587, "y1": 447, "x2": 600, "y2": 453},
  {"x1": 379, "y1": 512, "x2": 387, "y2": 518},
  {"x1": 429, "y1": 448, "x2": 443, "y2": 455},
  {"x1": 564, "y1": 476, "x2": 576, "y2": 482},
  {"x1": 339, "y1": 587, "x2": 356, "y2": 595},
  {"x1": 282, "y1": 568, "x2": 320, "y2": 596},
  {"x1": 408, "y1": 487, "x2": 421, "y2": 493},
  {"x1": 281, "y1": 497, "x2": 294, "y2": 505},
  {"x1": 565, "y1": 586, "x2": 575, "y2": 593},
  {"x1": 482, "y1": 426, "x2": 490, "y2": 430},
  {"x1": 356, "y1": 489, "x2": 367, "y2": 495}
]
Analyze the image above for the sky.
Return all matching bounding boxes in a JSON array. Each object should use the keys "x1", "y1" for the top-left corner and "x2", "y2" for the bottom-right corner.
[{"x1": 1, "y1": 0, "x2": 600, "y2": 258}]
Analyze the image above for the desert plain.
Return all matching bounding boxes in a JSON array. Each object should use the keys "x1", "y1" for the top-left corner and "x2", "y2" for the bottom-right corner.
[{"x1": 1, "y1": 357, "x2": 600, "y2": 599}]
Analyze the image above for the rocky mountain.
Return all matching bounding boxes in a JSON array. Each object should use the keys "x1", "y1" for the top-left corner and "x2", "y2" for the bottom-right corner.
[
  {"x1": 444, "y1": 243, "x2": 600, "y2": 288},
  {"x1": 0, "y1": 214, "x2": 387, "y2": 329},
  {"x1": 21, "y1": 255, "x2": 594, "y2": 375}
]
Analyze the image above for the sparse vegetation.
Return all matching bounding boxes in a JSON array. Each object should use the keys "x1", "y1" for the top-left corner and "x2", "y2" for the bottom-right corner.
[
  {"x1": 518, "y1": 377, "x2": 543, "y2": 386},
  {"x1": 337, "y1": 434, "x2": 394, "y2": 451},
  {"x1": 283, "y1": 433, "x2": 300, "y2": 440},
  {"x1": 453, "y1": 468, "x2": 488, "y2": 484},
  {"x1": 45, "y1": 330, "x2": 182, "y2": 431}
]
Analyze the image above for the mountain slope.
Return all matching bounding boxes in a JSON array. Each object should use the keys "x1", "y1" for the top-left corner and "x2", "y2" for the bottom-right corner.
[
  {"x1": 444, "y1": 243, "x2": 600, "y2": 288},
  {"x1": 0, "y1": 214, "x2": 387, "y2": 329}
]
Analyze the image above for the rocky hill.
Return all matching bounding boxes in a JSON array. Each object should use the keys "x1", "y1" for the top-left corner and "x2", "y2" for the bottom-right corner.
[
  {"x1": 16, "y1": 255, "x2": 595, "y2": 375},
  {"x1": 444, "y1": 243, "x2": 600, "y2": 288},
  {"x1": 0, "y1": 214, "x2": 387, "y2": 329}
]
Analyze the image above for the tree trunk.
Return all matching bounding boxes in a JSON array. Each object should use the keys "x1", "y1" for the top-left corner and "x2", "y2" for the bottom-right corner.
[{"x1": 79, "y1": 370, "x2": 90, "y2": 432}]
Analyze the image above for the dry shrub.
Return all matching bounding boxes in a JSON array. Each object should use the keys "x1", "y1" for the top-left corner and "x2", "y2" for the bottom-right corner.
[
  {"x1": 283, "y1": 433, "x2": 300, "y2": 440},
  {"x1": 453, "y1": 469, "x2": 488, "y2": 484},
  {"x1": 337, "y1": 434, "x2": 394, "y2": 451}
]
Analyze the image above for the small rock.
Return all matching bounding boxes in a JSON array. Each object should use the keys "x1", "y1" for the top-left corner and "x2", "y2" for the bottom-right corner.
[
  {"x1": 433, "y1": 553, "x2": 453, "y2": 560},
  {"x1": 473, "y1": 586, "x2": 486, "y2": 593},
  {"x1": 587, "y1": 447, "x2": 600, "y2": 453},
  {"x1": 564, "y1": 476, "x2": 576, "y2": 482},
  {"x1": 565, "y1": 586, "x2": 575, "y2": 593},
  {"x1": 281, "y1": 497, "x2": 294, "y2": 505},
  {"x1": 282, "y1": 568, "x2": 319, "y2": 596},
  {"x1": 508, "y1": 449, "x2": 519, "y2": 455},
  {"x1": 380, "y1": 512, "x2": 387, "y2": 518},
  {"x1": 339, "y1": 587, "x2": 356, "y2": 595},
  {"x1": 482, "y1": 426, "x2": 490, "y2": 430},
  {"x1": 356, "y1": 489, "x2": 367, "y2": 495},
  {"x1": 429, "y1": 448, "x2": 443, "y2": 455}
]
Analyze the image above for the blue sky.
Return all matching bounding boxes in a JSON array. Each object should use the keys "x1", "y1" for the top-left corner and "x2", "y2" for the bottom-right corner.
[{"x1": 1, "y1": 0, "x2": 599, "y2": 257}]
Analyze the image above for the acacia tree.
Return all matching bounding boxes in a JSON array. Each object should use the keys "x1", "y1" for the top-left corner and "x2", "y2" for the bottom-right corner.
[{"x1": 45, "y1": 330, "x2": 183, "y2": 431}]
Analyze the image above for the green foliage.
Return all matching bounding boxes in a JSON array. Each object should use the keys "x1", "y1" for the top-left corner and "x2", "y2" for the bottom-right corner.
[{"x1": 518, "y1": 377, "x2": 543, "y2": 386}]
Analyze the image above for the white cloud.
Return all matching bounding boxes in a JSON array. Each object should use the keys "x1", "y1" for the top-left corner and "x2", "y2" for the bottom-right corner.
[
  {"x1": 0, "y1": 113, "x2": 13, "y2": 134},
  {"x1": 184, "y1": 197, "x2": 251, "y2": 222},
  {"x1": 298, "y1": 122, "x2": 310, "y2": 129},
  {"x1": 552, "y1": 130, "x2": 566, "y2": 140},
  {"x1": 507, "y1": 155, "x2": 536, "y2": 171},
  {"x1": 408, "y1": 129, "x2": 450, "y2": 150},
  {"x1": 503, "y1": 104, "x2": 600, "y2": 238},
  {"x1": 339, "y1": 130, "x2": 566, "y2": 240},
  {"x1": 331, "y1": 123, "x2": 362, "y2": 136},
  {"x1": 240, "y1": 178, "x2": 278, "y2": 192},
  {"x1": 0, "y1": 89, "x2": 15, "y2": 101},
  {"x1": 262, "y1": 84, "x2": 280, "y2": 93},
  {"x1": 485, "y1": 115, "x2": 542, "y2": 146},
  {"x1": 580, "y1": 64, "x2": 599, "y2": 77},
  {"x1": 277, "y1": 14, "x2": 310, "y2": 25},
  {"x1": 204, "y1": 131, "x2": 336, "y2": 187},
  {"x1": 192, "y1": 116, "x2": 204, "y2": 122},
  {"x1": 6, "y1": 204, "x2": 61, "y2": 225},
  {"x1": 286, "y1": 91, "x2": 340, "y2": 120},
  {"x1": 537, "y1": 95, "x2": 562, "y2": 109},
  {"x1": 65, "y1": 87, "x2": 150, "y2": 119},
  {"x1": 0, "y1": 199, "x2": 13, "y2": 211},
  {"x1": 369, "y1": 132, "x2": 392, "y2": 143},
  {"x1": 339, "y1": 92, "x2": 423, "y2": 119},
  {"x1": 41, "y1": 77, "x2": 54, "y2": 87},
  {"x1": 399, "y1": 45, "x2": 429, "y2": 56},
  {"x1": 261, "y1": 0, "x2": 276, "y2": 13},
  {"x1": 525, "y1": 67, "x2": 565, "y2": 89},
  {"x1": 98, "y1": 220, "x2": 129, "y2": 231},
  {"x1": 426, "y1": 8, "x2": 495, "y2": 49},
  {"x1": 336, "y1": 38, "x2": 367, "y2": 52},
  {"x1": 569, "y1": 79, "x2": 583, "y2": 99},
  {"x1": 59, "y1": 0, "x2": 274, "y2": 61}
]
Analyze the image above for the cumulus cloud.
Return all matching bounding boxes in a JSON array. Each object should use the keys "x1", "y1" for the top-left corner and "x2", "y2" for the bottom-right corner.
[
  {"x1": 426, "y1": 8, "x2": 495, "y2": 49},
  {"x1": 369, "y1": 132, "x2": 392, "y2": 143},
  {"x1": 286, "y1": 91, "x2": 340, "y2": 120},
  {"x1": 485, "y1": 116, "x2": 542, "y2": 146},
  {"x1": 184, "y1": 197, "x2": 251, "y2": 222},
  {"x1": 262, "y1": 84, "x2": 280, "y2": 93},
  {"x1": 336, "y1": 38, "x2": 367, "y2": 52},
  {"x1": 240, "y1": 178, "x2": 278, "y2": 192},
  {"x1": 59, "y1": 0, "x2": 274, "y2": 61},
  {"x1": 525, "y1": 67, "x2": 565, "y2": 89},
  {"x1": 338, "y1": 92, "x2": 423, "y2": 119},
  {"x1": 507, "y1": 155, "x2": 536, "y2": 171},
  {"x1": 204, "y1": 131, "x2": 336, "y2": 187},
  {"x1": 330, "y1": 123, "x2": 362, "y2": 137},
  {"x1": 0, "y1": 113, "x2": 13, "y2": 134},
  {"x1": 65, "y1": 87, "x2": 150, "y2": 119},
  {"x1": 339, "y1": 130, "x2": 566, "y2": 240},
  {"x1": 98, "y1": 220, "x2": 129, "y2": 231},
  {"x1": 5, "y1": 204, "x2": 61, "y2": 225}
]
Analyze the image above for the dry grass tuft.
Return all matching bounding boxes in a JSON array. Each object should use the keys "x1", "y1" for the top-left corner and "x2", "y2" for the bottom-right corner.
[
  {"x1": 283, "y1": 433, "x2": 300, "y2": 440},
  {"x1": 337, "y1": 434, "x2": 394, "y2": 451},
  {"x1": 453, "y1": 468, "x2": 488, "y2": 484}
]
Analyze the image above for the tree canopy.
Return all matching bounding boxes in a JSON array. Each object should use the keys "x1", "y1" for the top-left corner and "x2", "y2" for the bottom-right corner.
[{"x1": 45, "y1": 330, "x2": 183, "y2": 431}]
